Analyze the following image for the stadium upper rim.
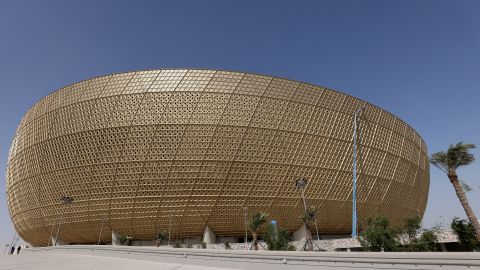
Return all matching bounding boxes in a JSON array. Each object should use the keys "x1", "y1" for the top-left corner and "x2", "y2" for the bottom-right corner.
[{"x1": 15, "y1": 68, "x2": 427, "y2": 149}]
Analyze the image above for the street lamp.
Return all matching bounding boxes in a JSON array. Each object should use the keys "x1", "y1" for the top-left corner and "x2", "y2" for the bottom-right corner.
[
  {"x1": 352, "y1": 106, "x2": 366, "y2": 238},
  {"x1": 295, "y1": 178, "x2": 308, "y2": 212},
  {"x1": 54, "y1": 195, "x2": 74, "y2": 246}
]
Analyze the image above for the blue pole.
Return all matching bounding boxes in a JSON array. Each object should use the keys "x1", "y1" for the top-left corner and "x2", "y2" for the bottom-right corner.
[
  {"x1": 271, "y1": 220, "x2": 278, "y2": 241},
  {"x1": 352, "y1": 113, "x2": 357, "y2": 238},
  {"x1": 352, "y1": 106, "x2": 365, "y2": 238}
]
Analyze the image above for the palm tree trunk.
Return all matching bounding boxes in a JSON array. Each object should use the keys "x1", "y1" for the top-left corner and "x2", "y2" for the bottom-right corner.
[
  {"x1": 252, "y1": 232, "x2": 258, "y2": 250},
  {"x1": 449, "y1": 173, "x2": 480, "y2": 241}
]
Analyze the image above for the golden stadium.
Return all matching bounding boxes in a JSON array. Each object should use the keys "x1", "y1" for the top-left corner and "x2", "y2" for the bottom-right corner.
[{"x1": 6, "y1": 69, "x2": 429, "y2": 246}]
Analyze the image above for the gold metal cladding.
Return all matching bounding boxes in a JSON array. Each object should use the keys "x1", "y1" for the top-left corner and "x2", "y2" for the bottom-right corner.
[{"x1": 6, "y1": 69, "x2": 429, "y2": 246}]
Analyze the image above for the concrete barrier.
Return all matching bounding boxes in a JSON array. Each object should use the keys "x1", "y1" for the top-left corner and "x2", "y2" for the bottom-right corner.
[{"x1": 23, "y1": 245, "x2": 480, "y2": 269}]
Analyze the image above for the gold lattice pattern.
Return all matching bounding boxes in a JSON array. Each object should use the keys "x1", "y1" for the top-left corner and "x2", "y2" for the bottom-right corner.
[{"x1": 6, "y1": 69, "x2": 429, "y2": 246}]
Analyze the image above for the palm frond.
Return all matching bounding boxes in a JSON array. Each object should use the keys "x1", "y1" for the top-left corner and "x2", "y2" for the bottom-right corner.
[
  {"x1": 248, "y1": 212, "x2": 268, "y2": 231},
  {"x1": 302, "y1": 206, "x2": 318, "y2": 223},
  {"x1": 429, "y1": 152, "x2": 449, "y2": 173},
  {"x1": 156, "y1": 231, "x2": 168, "y2": 240},
  {"x1": 460, "y1": 180, "x2": 472, "y2": 192},
  {"x1": 446, "y1": 142, "x2": 475, "y2": 169},
  {"x1": 430, "y1": 142, "x2": 476, "y2": 173}
]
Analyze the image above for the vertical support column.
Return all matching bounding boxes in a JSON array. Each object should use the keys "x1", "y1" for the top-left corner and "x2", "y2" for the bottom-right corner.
[
  {"x1": 111, "y1": 230, "x2": 128, "y2": 246},
  {"x1": 292, "y1": 223, "x2": 312, "y2": 241},
  {"x1": 203, "y1": 225, "x2": 216, "y2": 244},
  {"x1": 50, "y1": 236, "x2": 68, "y2": 246}
]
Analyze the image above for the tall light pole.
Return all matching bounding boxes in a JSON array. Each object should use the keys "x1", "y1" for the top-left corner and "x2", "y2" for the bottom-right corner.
[
  {"x1": 352, "y1": 106, "x2": 366, "y2": 238},
  {"x1": 54, "y1": 196, "x2": 74, "y2": 246},
  {"x1": 295, "y1": 178, "x2": 308, "y2": 212}
]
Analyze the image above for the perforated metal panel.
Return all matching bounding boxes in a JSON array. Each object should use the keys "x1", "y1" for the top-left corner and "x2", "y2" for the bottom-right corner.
[{"x1": 6, "y1": 69, "x2": 429, "y2": 246}]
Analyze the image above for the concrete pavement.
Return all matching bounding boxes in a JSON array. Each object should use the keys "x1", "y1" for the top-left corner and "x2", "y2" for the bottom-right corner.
[
  {"x1": 0, "y1": 252, "x2": 230, "y2": 270},
  {"x1": 1, "y1": 246, "x2": 479, "y2": 270}
]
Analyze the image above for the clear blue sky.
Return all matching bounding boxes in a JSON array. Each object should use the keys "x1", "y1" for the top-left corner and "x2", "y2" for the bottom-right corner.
[{"x1": 1, "y1": 0, "x2": 479, "y2": 245}]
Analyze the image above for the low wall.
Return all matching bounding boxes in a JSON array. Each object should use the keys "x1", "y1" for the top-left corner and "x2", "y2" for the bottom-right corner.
[
  {"x1": 24, "y1": 245, "x2": 480, "y2": 270},
  {"x1": 202, "y1": 238, "x2": 360, "y2": 251}
]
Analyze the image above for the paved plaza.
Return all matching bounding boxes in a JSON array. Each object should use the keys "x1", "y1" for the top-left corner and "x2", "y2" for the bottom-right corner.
[
  {"x1": 0, "y1": 252, "x2": 230, "y2": 270},
  {"x1": 1, "y1": 247, "x2": 479, "y2": 270}
]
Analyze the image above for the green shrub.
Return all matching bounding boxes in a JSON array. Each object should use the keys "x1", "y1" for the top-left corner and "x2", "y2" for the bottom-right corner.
[
  {"x1": 263, "y1": 223, "x2": 295, "y2": 251},
  {"x1": 118, "y1": 235, "x2": 131, "y2": 245},
  {"x1": 417, "y1": 230, "x2": 440, "y2": 251},
  {"x1": 402, "y1": 216, "x2": 439, "y2": 251},
  {"x1": 359, "y1": 215, "x2": 399, "y2": 251},
  {"x1": 155, "y1": 231, "x2": 169, "y2": 246},
  {"x1": 451, "y1": 218, "x2": 480, "y2": 251}
]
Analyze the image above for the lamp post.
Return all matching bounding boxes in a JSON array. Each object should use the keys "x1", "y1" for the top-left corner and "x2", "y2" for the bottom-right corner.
[
  {"x1": 352, "y1": 106, "x2": 366, "y2": 238},
  {"x1": 54, "y1": 196, "x2": 74, "y2": 246},
  {"x1": 295, "y1": 178, "x2": 308, "y2": 212}
]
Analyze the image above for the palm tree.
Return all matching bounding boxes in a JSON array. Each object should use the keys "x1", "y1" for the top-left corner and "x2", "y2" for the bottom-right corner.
[
  {"x1": 430, "y1": 142, "x2": 480, "y2": 241},
  {"x1": 155, "y1": 231, "x2": 168, "y2": 247},
  {"x1": 302, "y1": 206, "x2": 317, "y2": 251},
  {"x1": 248, "y1": 212, "x2": 268, "y2": 250}
]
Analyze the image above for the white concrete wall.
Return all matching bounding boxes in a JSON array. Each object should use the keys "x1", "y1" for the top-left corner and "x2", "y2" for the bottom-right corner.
[{"x1": 23, "y1": 246, "x2": 480, "y2": 270}]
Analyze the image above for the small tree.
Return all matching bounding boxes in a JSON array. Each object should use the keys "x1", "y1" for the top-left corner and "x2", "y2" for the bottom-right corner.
[
  {"x1": 263, "y1": 223, "x2": 295, "y2": 251},
  {"x1": 359, "y1": 215, "x2": 399, "y2": 251},
  {"x1": 417, "y1": 230, "x2": 440, "y2": 252},
  {"x1": 402, "y1": 216, "x2": 439, "y2": 251},
  {"x1": 451, "y1": 218, "x2": 480, "y2": 251},
  {"x1": 404, "y1": 216, "x2": 422, "y2": 241},
  {"x1": 302, "y1": 206, "x2": 318, "y2": 251},
  {"x1": 118, "y1": 235, "x2": 131, "y2": 246},
  {"x1": 155, "y1": 231, "x2": 168, "y2": 247},
  {"x1": 248, "y1": 212, "x2": 268, "y2": 250}
]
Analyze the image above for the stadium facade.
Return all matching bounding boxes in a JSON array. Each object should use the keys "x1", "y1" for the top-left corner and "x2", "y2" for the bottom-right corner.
[{"x1": 6, "y1": 69, "x2": 429, "y2": 246}]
